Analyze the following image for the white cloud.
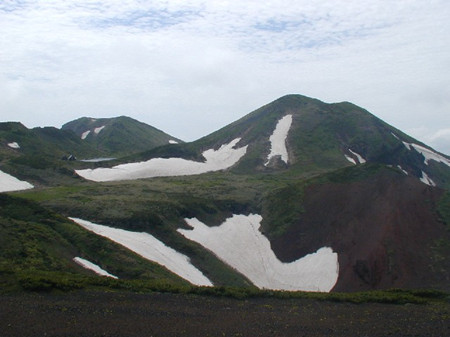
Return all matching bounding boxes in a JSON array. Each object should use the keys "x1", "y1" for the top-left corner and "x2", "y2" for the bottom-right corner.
[{"x1": 0, "y1": 1, "x2": 449, "y2": 154}]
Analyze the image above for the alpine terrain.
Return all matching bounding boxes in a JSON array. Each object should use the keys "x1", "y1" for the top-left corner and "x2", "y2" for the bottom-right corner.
[{"x1": 1, "y1": 94, "x2": 449, "y2": 295}]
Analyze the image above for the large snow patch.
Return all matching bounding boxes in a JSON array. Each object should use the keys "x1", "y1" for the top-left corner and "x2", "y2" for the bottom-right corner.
[
  {"x1": 75, "y1": 138, "x2": 247, "y2": 182},
  {"x1": 403, "y1": 141, "x2": 450, "y2": 167},
  {"x1": 69, "y1": 217, "x2": 213, "y2": 286},
  {"x1": 178, "y1": 214, "x2": 339, "y2": 292},
  {"x1": 265, "y1": 115, "x2": 292, "y2": 166},
  {"x1": 0, "y1": 169, "x2": 34, "y2": 193}
]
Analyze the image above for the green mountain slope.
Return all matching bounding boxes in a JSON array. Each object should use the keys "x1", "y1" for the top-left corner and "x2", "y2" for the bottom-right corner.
[
  {"x1": 2, "y1": 94, "x2": 449, "y2": 293},
  {"x1": 0, "y1": 194, "x2": 192, "y2": 292},
  {"x1": 62, "y1": 116, "x2": 183, "y2": 157},
  {"x1": 130, "y1": 95, "x2": 449, "y2": 187}
]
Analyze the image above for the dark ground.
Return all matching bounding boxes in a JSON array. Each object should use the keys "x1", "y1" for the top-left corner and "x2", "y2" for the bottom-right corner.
[{"x1": 1, "y1": 291, "x2": 449, "y2": 337}]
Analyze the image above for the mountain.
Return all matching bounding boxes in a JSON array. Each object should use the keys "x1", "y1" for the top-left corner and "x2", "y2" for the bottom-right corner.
[
  {"x1": 62, "y1": 116, "x2": 182, "y2": 157},
  {"x1": 0, "y1": 117, "x2": 183, "y2": 187},
  {"x1": 1, "y1": 94, "x2": 449, "y2": 294},
  {"x1": 0, "y1": 122, "x2": 102, "y2": 187},
  {"x1": 76, "y1": 94, "x2": 450, "y2": 188}
]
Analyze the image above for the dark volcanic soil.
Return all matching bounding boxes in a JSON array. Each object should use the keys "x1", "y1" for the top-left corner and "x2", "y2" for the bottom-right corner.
[
  {"x1": 271, "y1": 171, "x2": 450, "y2": 292},
  {"x1": 1, "y1": 291, "x2": 449, "y2": 337}
]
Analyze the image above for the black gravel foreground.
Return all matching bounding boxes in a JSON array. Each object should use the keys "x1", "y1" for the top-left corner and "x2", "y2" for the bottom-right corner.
[{"x1": 1, "y1": 291, "x2": 449, "y2": 337}]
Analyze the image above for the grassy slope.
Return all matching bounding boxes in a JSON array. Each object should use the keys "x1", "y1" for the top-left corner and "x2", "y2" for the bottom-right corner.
[
  {"x1": 0, "y1": 194, "x2": 193, "y2": 292},
  {"x1": 62, "y1": 116, "x2": 183, "y2": 157},
  {"x1": 2, "y1": 95, "x2": 450, "y2": 295}
]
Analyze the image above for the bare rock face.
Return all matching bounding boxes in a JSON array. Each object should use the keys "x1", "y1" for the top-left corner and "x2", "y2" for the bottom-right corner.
[{"x1": 271, "y1": 168, "x2": 449, "y2": 292}]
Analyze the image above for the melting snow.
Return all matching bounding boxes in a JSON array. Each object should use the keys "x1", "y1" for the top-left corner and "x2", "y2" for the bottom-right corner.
[
  {"x1": 0, "y1": 169, "x2": 34, "y2": 192},
  {"x1": 348, "y1": 149, "x2": 366, "y2": 164},
  {"x1": 69, "y1": 217, "x2": 213, "y2": 286},
  {"x1": 94, "y1": 125, "x2": 105, "y2": 134},
  {"x1": 7, "y1": 142, "x2": 20, "y2": 149},
  {"x1": 178, "y1": 214, "x2": 339, "y2": 292},
  {"x1": 75, "y1": 138, "x2": 247, "y2": 182},
  {"x1": 403, "y1": 142, "x2": 450, "y2": 167},
  {"x1": 73, "y1": 257, "x2": 118, "y2": 279},
  {"x1": 81, "y1": 130, "x2": 91, "y2": 140},
  {"x1": 169, "y1": 140, "x2": 178, "y2": 144},
  {"x1": 80, "y1": 157, "x2": 116, "y2": 163},
  {"x1": 344, "y1": 155, "x2": 357, "y2": 165},
  {"x1": 265, "y1": 115, "x2": 293, "y2": 166},
  {"x1": 420, "y1": 171, "x2": 436, "y2": 187},
  {"x1": 397, "y1": 165, "x2": 408, "y2": 175}
]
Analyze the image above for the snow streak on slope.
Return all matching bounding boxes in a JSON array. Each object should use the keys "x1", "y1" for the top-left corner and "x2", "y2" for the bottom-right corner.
[
  {"x1": 94, "y1": 125, "x2": 105, "y2": 134},
  {"x1": 0, "y1": 169, "x2": 34, "y2": 192},
  {"x1": 348, "y1": 149, "x2": 366, "y2": 164},
  {"x1": 73, "y1": 257, "x2": 118, "y2": 279},
  {"x1": 420, "y1": 171, "x2": 436, "y2": 187},
  {"x1": 7, "y1": 142, "x2": 20, "y2": 149},
  {"x1": 81, "y1": 130, "x2": 91, "y2": 140},
  {"x1": 265, "y1": 115, "x2": 292, "y2": 166},
  {"x1": 76, "y1": 138, "x2": 247, "y2": 182},
  {"x1": 345, "y1": 155, "x2": 357, "y2": 165},
  {"x1": 403, "y1": 142, "x2": 450, "y2": 167},
  {"x1": 178, "y1": 214, "x2": 339, "y2": 292},
  {"x1": 69, "y1": 218, "x2": 213, "y2": 286}
]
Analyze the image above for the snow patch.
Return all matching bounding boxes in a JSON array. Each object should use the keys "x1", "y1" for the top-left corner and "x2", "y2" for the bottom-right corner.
[
  {"x1": 178, "y1": 214, "x2": 339, "y2": 292},
  {"x1": 73, "y1": 257, "x2": 118, "y2": 279},
  {"x1": 80, "y1": 157, "x2": 116, "y2": 163},
  {"x1": 403, "y1": 142, "x2": 450, "y2": 167},
  {"x1": 69, "y1": 217, "x2": 213, "y2": 286},
  {"x1": 94, "y1": 125, "x2": 105, "y2": 134},
  {"x1": 420, "y1": 171, "x2": 436, "y2": 187},
  {"x1": 265, "y1": 115, "x2": 293, "y2": 166},
  {"x1": 391, "y1": 132, "x2": 400, "y2": 140},
  {"x1": 169, "y1": 140, "x2": 178, "y2": 144},
  {"x1": 345, "y1": 155, "x2": 357, "y2": 165},
  {"x1": 397, "y1": 165, "x2": 408, "y2": 175},
  {"x1": 0, "y1": 169, "x2": 34, "y2": 193},
  {"x1": 348, "y1": 149, "x2": 366, "y2": 164},
  {"x1": 7, "y1": 142, "x2": 20, "y2": 149},
  {"x1": 81, "y1": 130, "x2": 91, "y2": 140},
  {"x1": 75, "y1": 138, "x2": 247, "y2": 182}
]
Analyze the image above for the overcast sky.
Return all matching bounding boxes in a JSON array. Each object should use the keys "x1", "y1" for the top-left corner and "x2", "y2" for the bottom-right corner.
[{"x1": 1, "y1": 0, "x2": 449, "y2": 154}]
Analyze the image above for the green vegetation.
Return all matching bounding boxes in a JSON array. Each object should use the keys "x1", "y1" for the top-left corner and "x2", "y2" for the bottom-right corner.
[
  {"x1": 0, "y1": 194, "x2": 192, "y2": 291},
  {"x1": 2, "y1": 267, "x2": 448, "y2": 305},
  {"x1": 2, "y1": 94, "x2": 450, "y2": 299}
]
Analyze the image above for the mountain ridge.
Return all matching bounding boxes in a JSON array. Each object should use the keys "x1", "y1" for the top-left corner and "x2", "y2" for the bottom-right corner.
[{"x1": 1, "y1": 93, "x2": 449, "y2": 293}]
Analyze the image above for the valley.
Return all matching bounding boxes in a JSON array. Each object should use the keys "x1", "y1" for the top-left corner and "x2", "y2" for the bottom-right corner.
[{"x1": 0, "y1": 94, "x2": 449, "y2": 335}]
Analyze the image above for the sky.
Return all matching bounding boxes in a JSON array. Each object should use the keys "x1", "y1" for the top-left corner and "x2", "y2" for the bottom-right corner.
[{"x1": 1, "y1": 1, "x2": 449, "y2": 154}]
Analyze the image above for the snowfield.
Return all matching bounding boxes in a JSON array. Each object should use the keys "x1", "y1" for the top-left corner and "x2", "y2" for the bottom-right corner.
[
  {"x1": 7, "y1": 142, "x2": 20, "y2": 149},
  {"x1": 178, "y1": 214, "x2": 339, "y2": 292},
  {"x1": 0, "y1": 169, "x2": 34, "y2": 192},
  {"x1": 345, "y1": 155, "x2": 357, "y2": 165},
  {"x1": 73, "y1": 257, "x2": 118, "y2": 279},
  {"x1": 94, "y1": 125, "x2": 105, "y2": 134},
  {"x1": 69, "y1": 217, "x2": 213, "y2": 286},
  {"x1": 81, "y1": 130, "x2": 91, "y2": 140},
  {"x1": 348, "y1": 149, "x2": 366, "y2": 164},
  {"x1": 80, "y1": 157, "x2": 116, "y2": 163},
  {"x1": 75, "y1": 138, "x2": 247, "y2": 182},
  {"x1": 420, "y1": 171, "x2": 436, "y2": 187},
  {"x1": 265, "y1": 115, "x2": 292, "y2": 166},
  {"x1": 403, "y1": 141, "x2": 450, "y2": 167},
  {"x1": 345, "y1": 149, "x2": 366, "y2": 165}
]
